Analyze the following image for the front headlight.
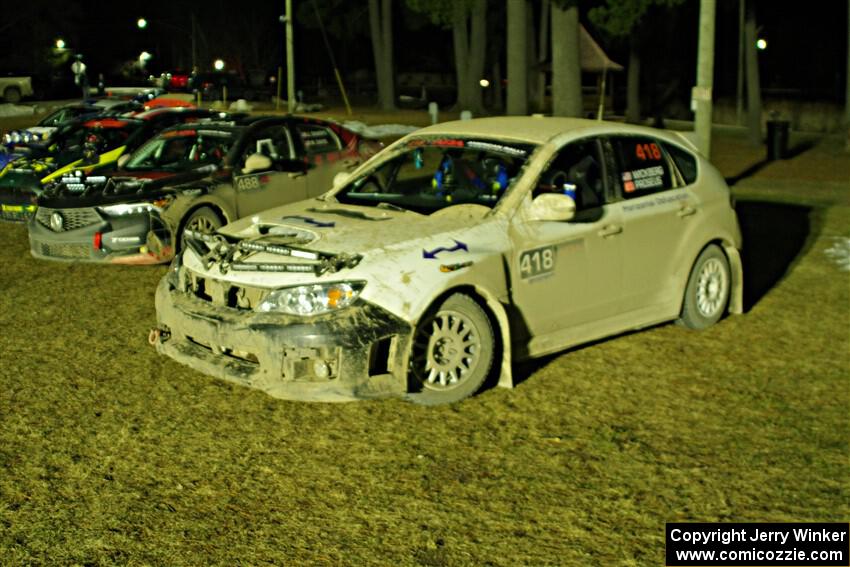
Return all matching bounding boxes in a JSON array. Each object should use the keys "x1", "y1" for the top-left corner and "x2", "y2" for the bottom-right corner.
[
  {"x1": 98, "y1": 202, "x2": 156, "y2": 216},
  {"x1": 257, "y1": 281, "x2": 366, "y2": 316},
  {"x1": 9, "y1": 132, "x2": 22, "y2": 144}
]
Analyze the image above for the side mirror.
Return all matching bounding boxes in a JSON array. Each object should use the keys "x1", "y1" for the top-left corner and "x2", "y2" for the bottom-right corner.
[
  {"x1": 333, "y1": 171, "x2": 351, "y2": 188},
  {"x1": 243, "y1": 153, "x2": 272, "y2": 174},
  {"x1": 528, "y1": 192, "x2": 576, "y2": 222},
  {"x1": 117, "y1": 154, "x2": 130, "y2": 168}
]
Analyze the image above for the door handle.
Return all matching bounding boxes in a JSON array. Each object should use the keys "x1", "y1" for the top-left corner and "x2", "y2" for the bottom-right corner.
[
  {"x1": 597, "y1": 224, "x2": 623, "y2": 237},
  {"x1": 288, "y1": 171, "x2": 306, "y2": 179},
  {"x1": 342, "y1": 158, "x2": 360, "y2": 170},
  {"x1": 677, "y1": 205, "x2": 697, "y2": 218}
]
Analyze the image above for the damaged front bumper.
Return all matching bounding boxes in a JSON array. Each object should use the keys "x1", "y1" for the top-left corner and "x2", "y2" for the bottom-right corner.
[{"x1": 153, "y1": 277, "x2": 413, "y2": 401}]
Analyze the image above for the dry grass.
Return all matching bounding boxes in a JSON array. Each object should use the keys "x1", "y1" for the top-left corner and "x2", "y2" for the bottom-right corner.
[{"x1": 0, "y1": 110, "x2": 848, "y2": 566}]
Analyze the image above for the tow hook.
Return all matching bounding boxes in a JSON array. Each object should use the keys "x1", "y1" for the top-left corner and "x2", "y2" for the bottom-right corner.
[{"x1": 148, "y1": 327, "x2": 171, "y2": 346}]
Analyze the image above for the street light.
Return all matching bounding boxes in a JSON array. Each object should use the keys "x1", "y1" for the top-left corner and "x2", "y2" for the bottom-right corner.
[
  {"x1": 135, "y1": 16, "x2": 197, "y2": 73},
  {"x1": 55, "y1": 38, "x2": 66, "y2": 50},
  {"x1": 213, "y1": 59, "x2": 225, "y2": 71},
  {"x1": 756, "y1": 38, "x2": 767, "y2": 50}
]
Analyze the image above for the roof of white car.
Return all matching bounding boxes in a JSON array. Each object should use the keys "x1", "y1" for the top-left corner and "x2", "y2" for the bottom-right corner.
[{"x1": 412, "y1": 116, "x2": 668, "y2": 146}]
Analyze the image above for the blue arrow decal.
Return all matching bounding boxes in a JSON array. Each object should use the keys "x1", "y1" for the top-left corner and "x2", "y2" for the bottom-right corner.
[
  {"x1": 423, "y1": 239, "x2": 468, "y2": 259},
  {"x1": 281, "y1": 215, "x2": 335, "y2": 228}
]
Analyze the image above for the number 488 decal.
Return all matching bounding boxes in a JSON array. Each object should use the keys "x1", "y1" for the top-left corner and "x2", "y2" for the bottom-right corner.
[{"x1": 519, "y1": 245, "x2": 556, "y2": 279}]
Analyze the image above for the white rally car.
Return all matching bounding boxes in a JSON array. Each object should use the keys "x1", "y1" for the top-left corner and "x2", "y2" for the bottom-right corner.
[{"x1": 151, "y1": 116, "x2": 743, "y2": 405}]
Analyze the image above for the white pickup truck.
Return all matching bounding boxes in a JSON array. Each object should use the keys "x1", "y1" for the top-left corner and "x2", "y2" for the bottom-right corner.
[{"x1": 0, "y1": 76, "x2": 33, "y2": 103}]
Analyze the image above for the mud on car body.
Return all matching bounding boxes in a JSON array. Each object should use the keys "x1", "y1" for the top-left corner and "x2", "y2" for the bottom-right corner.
[
  {"x1": 0, "y1": 107, "x2": 220, "y2": 221},
  {"x1": 152, "y1": 116, "x2": 744, "y2": 405},
  {"x1": 28, "y1": 116, "x2": 381, "y2": 264}
]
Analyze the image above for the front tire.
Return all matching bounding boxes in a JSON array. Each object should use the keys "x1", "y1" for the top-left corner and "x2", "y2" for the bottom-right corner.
[
  {"x1": 179, "y1": 207, "x2": 223, "y2": 252},
  {"x1": 407, "y1": 293, "x2": 494, "y2": 406},
  {"x1": 678, "y1": 244, "x2": 731, "y2": 330}
]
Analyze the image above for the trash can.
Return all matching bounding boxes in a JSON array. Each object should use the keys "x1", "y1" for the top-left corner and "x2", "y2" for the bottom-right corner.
[{"x1": 766, "y1": 119, "x2": 790, "y2": 161}]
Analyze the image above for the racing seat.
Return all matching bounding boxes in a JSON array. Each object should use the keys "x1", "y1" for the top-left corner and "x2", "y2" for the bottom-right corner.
[{"x1": 567, "y1": 155, "x2": 602, "y2": 210}]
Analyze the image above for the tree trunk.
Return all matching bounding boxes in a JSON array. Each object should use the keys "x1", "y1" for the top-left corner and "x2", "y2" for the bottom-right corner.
[
  {"x1": 492, "y1": 57, "x2": 504, "y2": 111},
  {"x1": 534, "y1": 0, "x2": 550, "y2": 112},
  {"x1": 507, "y1": 0, "x2": 527, "y2": 114},
  {"x1": 744, "y1": 0, "x2": 762, "y2": 144},
  {"x1": 369, "y1": 0, "x2": 396, "y2": 110},
  {"x1": 625, "y1": 37, "x2": 641, "y2": 123},
  {"x1": 526, "y1": 4, "x2": 537, "y2": 110},
  {"x1": 551, "y1": 2, "x2": 582, "y2": 117},
  {"x1": 845, "y1": 0, "x2": 849, "y2": 150},
  {"x1": 452, "y1": 0, "x2": 487, "y2": 114}
]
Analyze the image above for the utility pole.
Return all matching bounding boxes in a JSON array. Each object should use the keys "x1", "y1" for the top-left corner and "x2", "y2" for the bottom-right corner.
[
  {"x1": 845, "y1": 0, "x2": 850, "y2": 150},
  {"x1": 736, "y1": 0, "x2": 744, "y2": 125},
  {"x1": 506, "y1": 0, "x2": 527, "y2": 115},
  {"x1": 190, "y1": 13, "x2": 198, "y2": 73},
  {"x1": 286, "y1": 0, "x2": 296, "y2": 113},
  {"x1": 693, "y1": 0, "x2": 716, "y2": 157}
]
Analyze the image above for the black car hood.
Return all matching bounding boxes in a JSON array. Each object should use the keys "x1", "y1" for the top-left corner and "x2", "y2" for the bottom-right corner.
[{"x1": 36, "y1": 165, "x2": 225, "y2": 208}]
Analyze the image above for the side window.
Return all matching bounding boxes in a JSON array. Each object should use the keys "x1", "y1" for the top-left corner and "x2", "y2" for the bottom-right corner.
[
  {"x1": 661, "y1": 142, "x2": 698, "y2": 185},
  {"x1": 611, "y1": 136, "x2": 673, "y2": 199},
  {"x1": 535, "y1": 138, "x2": 606, "y2": 212},
  {"x1": 295, "y1": 123, "x2": 341, "y2": 155},
  {"x1": 242, "y1": 125, "x2": 292, "y2": 166}
]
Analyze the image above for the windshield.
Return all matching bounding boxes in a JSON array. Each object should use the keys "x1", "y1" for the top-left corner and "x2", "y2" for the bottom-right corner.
[
  {"x1": 335, "y1": 138, "x2": 536, "y2": 214},
  {"x1": 54, "y1": 123, "x2": 133, "y2": 153},
  {"x1": 38, "y1": 107, "x2": 89, "y2": 128},
  {"x1": 123, "y1": 129, "x2": 234, "y2": 171}
]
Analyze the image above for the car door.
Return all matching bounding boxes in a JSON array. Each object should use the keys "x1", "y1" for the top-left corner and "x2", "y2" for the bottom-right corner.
[
  {"x1": 508, "y1": 137, "x2": 625, "y2": 353},
  {"x1": 232, "y1": 123, "x2": 308, "y2": 218},
  {"x1": 607, "y1": 135, "x2": 695, "y2": 313},
  {"x1": 291, "y1": 121, "x2": 359, "y2": 197}
]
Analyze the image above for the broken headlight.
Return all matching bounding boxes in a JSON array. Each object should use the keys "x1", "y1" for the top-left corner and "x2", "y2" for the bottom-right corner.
[{"x1": 257, "y1": 281, "x2": 366, "y2": 316}]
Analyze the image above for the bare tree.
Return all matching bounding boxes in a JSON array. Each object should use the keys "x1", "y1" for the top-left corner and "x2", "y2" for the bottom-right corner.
[
  {"x1": 846, "y1": 0, "x2": 849, "y2": 150},
  {"x1": 588, "y1": 0, "x2": 686, "y2": 124},
  {"x1": 369, "y1": 0, "x2": 396, "y2": 110},
  {"x1": 533, "y1": 1, "x2": 551, "y2": 112},
  {"x1": 507, "y1": 0, "x2": 528, "y2": 115},
  {"x1": 407, "y1": 0, "x2": 487, "y2": 113},
  {"x1": 744, "y1": 0, "x2": 762, "y2": 144},
  {"x1": 551, "y1": 1, "x2": 582, "y2": 117},
  {"x1": 452, "y1": 0, "x2": 488, "y2": 113}
]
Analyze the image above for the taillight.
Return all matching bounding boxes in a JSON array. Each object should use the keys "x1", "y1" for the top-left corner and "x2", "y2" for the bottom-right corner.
[{"x1": 93, "y1": 232, "x2": 102, "y2": 250}]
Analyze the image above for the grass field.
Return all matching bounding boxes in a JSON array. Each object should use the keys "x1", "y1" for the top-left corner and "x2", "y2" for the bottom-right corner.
[{"x1": 0, "y1": 107, "x2": 848, "y2": 566}]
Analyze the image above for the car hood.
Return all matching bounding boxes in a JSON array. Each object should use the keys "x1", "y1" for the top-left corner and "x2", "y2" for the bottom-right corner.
[
  {"x1": 184, "y1": 198, "x2": 500, "y2": 289},
  {"x1": 37, "y1": 164, "x2": 219, "y2": 208},
  {"x1": 221, "y1": 198, "x2": 491, "y2": 253}
]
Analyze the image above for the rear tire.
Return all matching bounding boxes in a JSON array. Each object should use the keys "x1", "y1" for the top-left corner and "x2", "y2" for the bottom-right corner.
[
  {"x1": 407, "y1": 294, "x2": 494, "y2": 406},
  {"x1": 678, "y1": 244, "x2": 730, "y2": 330},
  {"x1": 179, "y1": 207, "x2": 223, "y2": 252},
  {"x1": 3, "y1": 87, "x2": 22, "y2": 103}
]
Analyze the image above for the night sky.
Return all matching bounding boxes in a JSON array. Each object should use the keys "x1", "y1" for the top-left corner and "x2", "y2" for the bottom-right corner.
[{"x1": 1, "y1": 0, "x2": 846, "y2": 106}]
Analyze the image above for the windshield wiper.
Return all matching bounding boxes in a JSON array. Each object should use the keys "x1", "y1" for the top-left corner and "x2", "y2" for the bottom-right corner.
[{"x1": 376, "y1": 202, "x2": 407, "y2": 212}]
